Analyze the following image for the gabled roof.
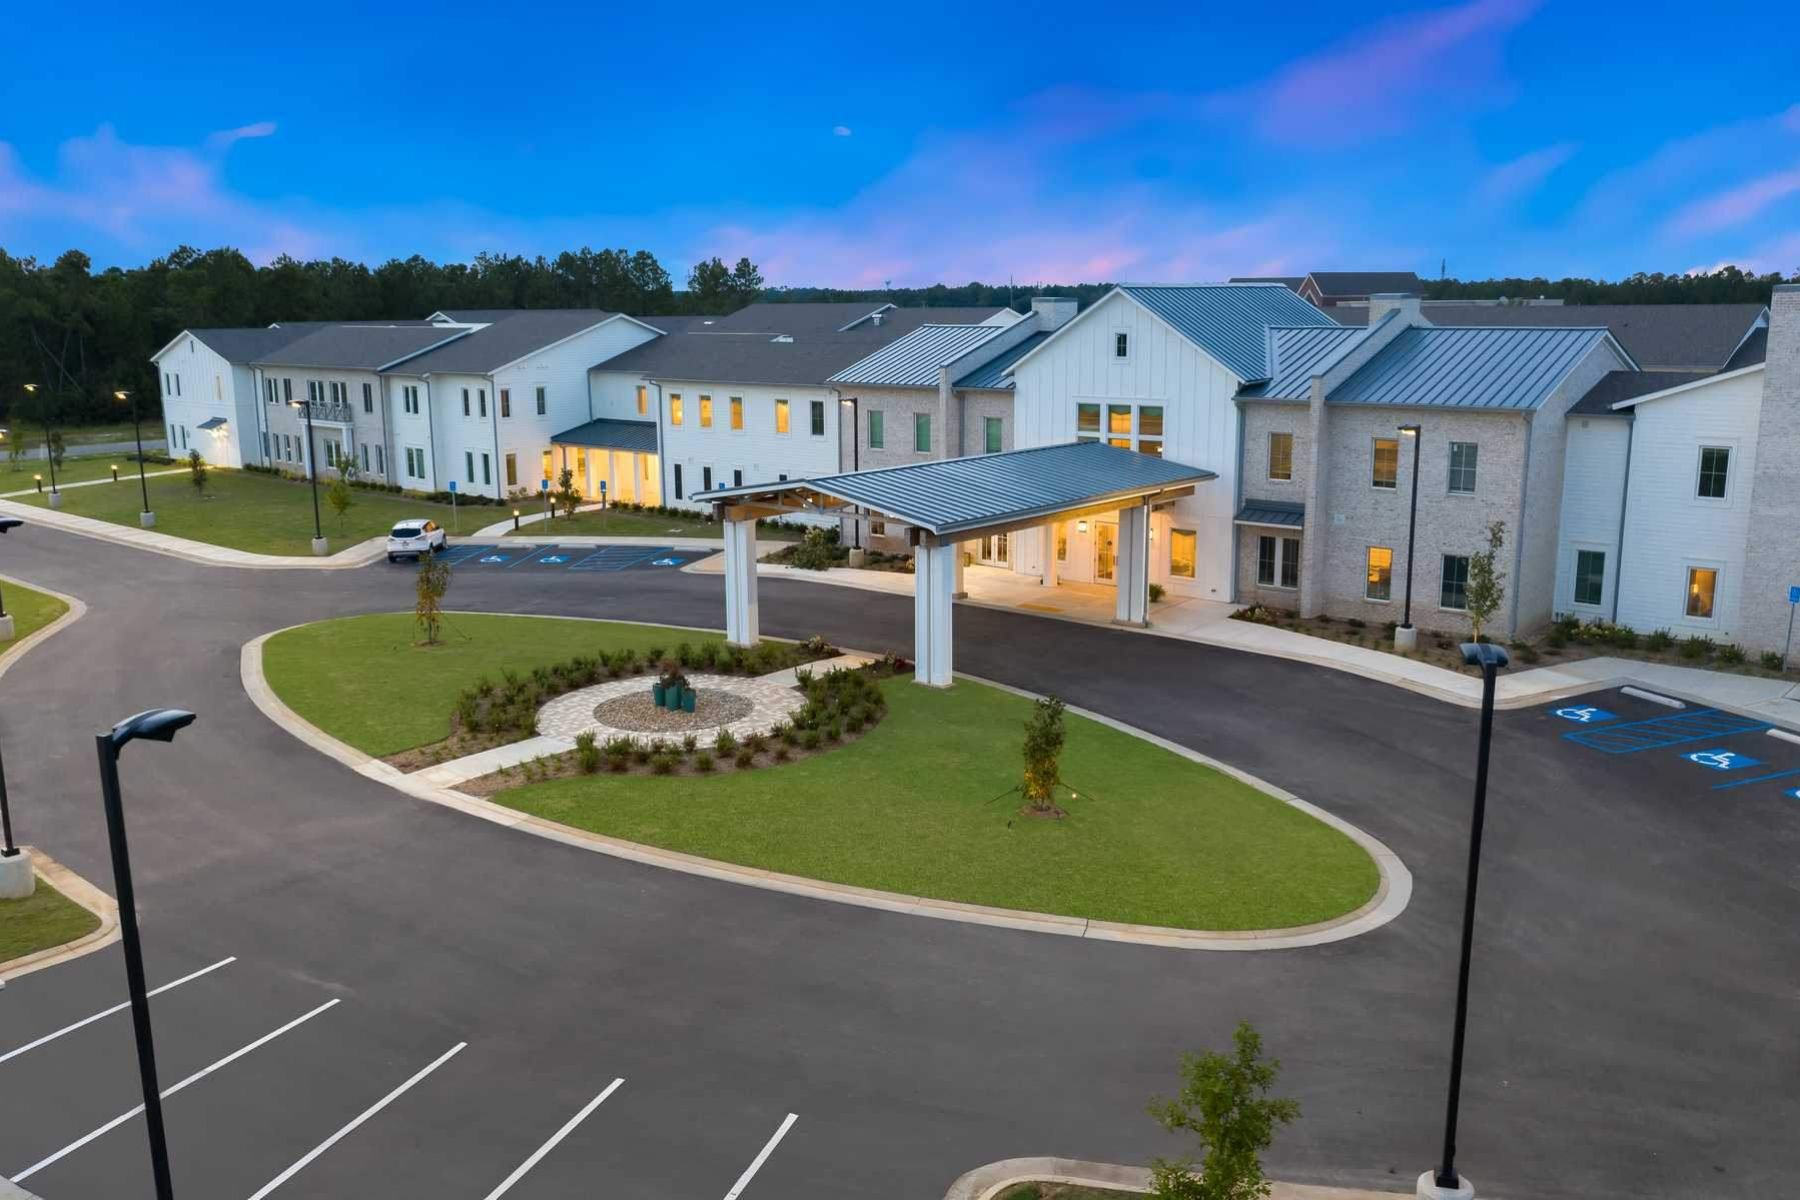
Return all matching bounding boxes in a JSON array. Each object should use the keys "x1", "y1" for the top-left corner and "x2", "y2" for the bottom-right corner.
[
  {"x1": 252, "y1": 325, "x2": 471, "y2": 370},
  {"x1": 1723, "y1": 327, "x2": 1768, "y2": 372},
  {"x1": 1240, "y1": 323, "x2": 1370, "y2": 400},
  {"x1": 1569, "y1": 370, "x2": 1712, "y2": 416},
  {"x1": 955, "y1": 332, "x2": 1050, "y2": 390},
  {"x1": 382, "y1": 310, "x2": 623, "y2": 376},
  {"x1": 828, "y1": 324, "x2": 1006, "y2": 387},
  {"x1": 693, "y1": 440, "x2": 1215, "y2": 537},
  {"x1": 1386, "y1": 303, "x2": 1768, "y2": 370},
  {"x1": 1115, "y1": 284, "x2": 1338, "y2": 382},
  {"x1": 1303, "y1": 271, "x2": 1423, "y2": 298},
  {"x1": 549, "y1": 417, "x2": 659, "y2": 453},
  {"x1": 703, "y1": 302, "x2": 894, "y2": 335},
  {"x1": 1228, "y1": 276, "x2": 1304, "y2": 292},
  {"x1": 175, "y1": 325, "x2": 318, "y2": 364},
  {"x1": 1330, "y1": 326, "x2": 1621, "y2": 411}
]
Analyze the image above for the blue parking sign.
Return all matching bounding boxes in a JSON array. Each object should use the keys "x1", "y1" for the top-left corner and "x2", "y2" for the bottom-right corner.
[
  {"x1": 1683, "y1": 748, "x2": 1762, "y2": 772},
  {"x1": 1554, "y1": 705, "x2": 1615, "y2": 724}
]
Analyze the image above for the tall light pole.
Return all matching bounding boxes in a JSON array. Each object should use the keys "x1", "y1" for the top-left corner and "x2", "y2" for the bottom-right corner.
[
  {"x1": 117, "y1": 390, "x2": 156, "y2": 528},
  {"x1": 0, "y1": 515, "x2": 18, "y2": 642},
  {"x1": 839, "y1": 395, "x2": 861, "y2": 549},
  {"x1": 1395, "y1": 423, "x2": 1422, "y2": 651},
  {"x1": 289, "y1": 396, "x2": 327, "y2": 555},
  {"x1": 23, "y1": 383, "x2": 60, "y2": 509},
  {"x1": 0, "y1": 517, "x2": 21, "y2": 898},
  {"x1": 1420, "y1": 641, "x2": 1509, "y2": 1200},
  {"x1": 96, "y1": 707, "x2": 198, "y2": 1200}
]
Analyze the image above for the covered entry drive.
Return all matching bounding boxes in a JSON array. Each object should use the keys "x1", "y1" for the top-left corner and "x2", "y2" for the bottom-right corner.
[{"x1": 694, "y1": 441, "x2": 1215, "y2": 685}]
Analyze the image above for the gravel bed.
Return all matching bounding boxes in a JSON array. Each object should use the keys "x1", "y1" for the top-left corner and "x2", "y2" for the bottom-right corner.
[{"x1": 591, "y1": 690, "x2": 756, "y2": 733}]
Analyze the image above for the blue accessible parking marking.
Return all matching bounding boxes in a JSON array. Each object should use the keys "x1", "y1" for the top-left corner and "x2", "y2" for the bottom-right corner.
[
  {"x1": 429, "y1": 543, "x2": 495, "y2": 566},
  {"x1": 1553, "y1": 705, "x2": 1616, "y2": 724},
  {"x1": 1562, "y1": 708, "x2": 1769, "y2": 754},
  {"x1": 568, "y1": 545, "x2": 673, "y2": 572},
  {"x1": 1683, "y1": 748, "x2": 1763, "y2": 772}
]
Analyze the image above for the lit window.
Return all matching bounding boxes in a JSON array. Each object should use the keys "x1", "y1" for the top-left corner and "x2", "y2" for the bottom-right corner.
[
  {"x1": 1448, "y1": 442, "x2": 1478, "y2": 494},
  {"x1": 505, "y1": 453, "x2": 517, "y2": 486},
  {"x1": 1108, "y1": 405, "x2": 1132, "y2": 435},
  {"x1": 1440, "y1": 555, "x2": 1470, "y2": 610},
  {"x1": 984, "y1": 417, "x2": 1002, "y2": 454},
  {"x1": 1372, "y1": 438, "x2": 1399, "y2": 489},
  {"x1": 1138, "y1": 439, "x2": 1162, "y2": 458},
  {"x1": 699, "y1": 395, "x2": 713, "y2": 428},
  {"x1": 914, "y1": 413, "x2": 931, "y2": 453},
  {"x1": 729, "y1": 397, "x2": 743, "y2": 430},
  {"x1": 1366, "y1": 546, "x2": 1393, "y2": 600},
  {"x1": 636, "y1": 386, "x2": 647, "y2": 416},
  {"x1": 1108, "y1": 437, "x2": 1131, "y2": 449},
  {"x1": 1686, "y1": 566, "x2": 1718, "y2": 619},
  {"x1": 670, "y1": 394, "x2": 683, "y2": 426},
  {"x1": 1268, "y1": 432, "x2": 1294, "y2": 481},
  {"x1": 774, "y1": 399, "x2": 789, "y2": 434},
  {"x1": 1697, "y1": 446, "x2": 1730, "y2": 499},
  {"x1": 1076, "y1": 403, "x2": 1099, "y2": 433},
  {"x1": 1056, "y1": 526, "x2": 1068, "y2": 562},
  {"x1": 868, "y1": 410, "x2": 884, "y2": 449},
  {"x1": 541, "y1": 451, "x2": 553, "y2": 484},
  {"x1": 1575, "y1": 550, "x2": 1605, "y2": 607},
  {"x1": 1169, "y1": 529, "x2": 1197, "y2": 579}
]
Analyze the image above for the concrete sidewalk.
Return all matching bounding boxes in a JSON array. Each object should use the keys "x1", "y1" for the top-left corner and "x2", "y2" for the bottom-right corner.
[
  {"x1": 1, "y1": 467, "x2": 184, "y2": 498},
  {"x1": 695, "y1": 556, "x2": 1800, "y2": 729},
  {"x1": 0, "y1": 496, "x2": 389, "y2": 569}
]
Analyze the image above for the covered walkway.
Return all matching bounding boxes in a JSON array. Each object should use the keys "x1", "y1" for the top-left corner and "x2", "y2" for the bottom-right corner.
[
  {"x1": 693, "y1": 441, "x2": 1216, "y2": 684},
  {"x1": 549, "y1": 417, "x2": 661, "y2": 504}
]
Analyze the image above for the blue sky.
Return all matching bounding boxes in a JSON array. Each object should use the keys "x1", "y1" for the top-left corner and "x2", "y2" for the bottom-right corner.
[{"x1": 2, "y1": 0, "x2": 1797, "y2": 286}]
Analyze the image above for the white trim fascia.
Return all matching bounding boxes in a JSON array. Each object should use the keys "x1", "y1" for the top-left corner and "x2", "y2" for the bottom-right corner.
[
  {"x1": 1609, "y1": 361, "x2": 1767, "y2": 411},
  {"x1": 479, "y1": 314, "x2": 635, "y2": 377},
  {"x1": 149, "y1": 329, "x2": 191, "y2": 362},
  {"x1": 1005, "y1": 286, "x2": 1125, "y2": 374},
  {"x1": 1009, "y1": 286, "x2": 1255, "y2": 387},
  {"x1": 834, "y1": 302, "x2": 898, "y2": 332},
  {"x1": 1721, "y1": 307, "x2": 1772, "y2": 366}
]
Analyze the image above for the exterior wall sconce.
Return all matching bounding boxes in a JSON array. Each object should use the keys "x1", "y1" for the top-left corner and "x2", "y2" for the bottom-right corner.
[{"x1": 1076, "y1": 519, "x2": 1088, "y2": 533}]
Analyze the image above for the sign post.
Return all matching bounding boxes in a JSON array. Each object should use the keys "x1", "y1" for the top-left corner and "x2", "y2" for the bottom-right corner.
[
  {"x1": 1784, "y1": 585, "x2": 1800, "y2": 670},
  {"x1": 541, "y1": 478, "x2": 552, "y2": 525},
  {"x1": 448, "y1": 478, "x2": 458, "y2": 535},
  {"x1": 599, "y1": 479, "x2": 607, "y2": 511}
]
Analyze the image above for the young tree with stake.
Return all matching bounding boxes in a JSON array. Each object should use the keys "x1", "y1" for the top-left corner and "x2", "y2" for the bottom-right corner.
[{"x1": 1463, "y1": 520, "x2": 1507, "y2": 644}]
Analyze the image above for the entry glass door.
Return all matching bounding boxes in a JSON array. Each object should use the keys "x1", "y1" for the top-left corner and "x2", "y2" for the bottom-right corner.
[
  {"x1": 1095, "y1": 522, "x2": 1117, "y2": 583},
  {"x1": 978, "y1": 532, "x2": 1009, "y2": 566}
]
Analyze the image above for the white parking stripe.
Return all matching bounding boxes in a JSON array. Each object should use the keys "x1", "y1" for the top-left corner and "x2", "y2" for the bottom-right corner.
[
  {"x1": 13, "y1": 998, "x2": 339, "y2": 1183},
  {"x1": 0, "y1": 956, "x2": 237, "y2": 1067},
  {"x1": 723, "y1": 1113, "x2": 798, "y2": 1200},
  {"x1": 243, "y1": 1041, "x2": 466, "y2": 1200},
  {"x1": 479, "y1": 1078, "x2": 625, "y2": 1200}
]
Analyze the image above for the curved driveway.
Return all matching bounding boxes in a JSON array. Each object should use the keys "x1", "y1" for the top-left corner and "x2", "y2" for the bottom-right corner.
[{"x1": 0, "y1": 524, "x2": 1794, "y2": 1200}]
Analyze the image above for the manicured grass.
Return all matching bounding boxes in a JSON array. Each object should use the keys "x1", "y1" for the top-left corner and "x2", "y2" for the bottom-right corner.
[
  {"x1": 505, "y1": 507, "x2": 801, "y2": 540},
  {"x1": 263, "y1": 612, "x2": 724, "y2": 757},
  {"x1": 18, "y1": 468, "x2": 466, "y2": 556},
  {"x1": 0, "y1": 878, "x2": 101, "y2": 963},
  {"x1": 0, "y1": 454, "x2": 178, "y2": 492},
  {"x1": 1, "y1": 581, "x2": 70, "y2": 652},
  {"x1": 499, "y1": 676, "x2": 1379, "y2": 931}
]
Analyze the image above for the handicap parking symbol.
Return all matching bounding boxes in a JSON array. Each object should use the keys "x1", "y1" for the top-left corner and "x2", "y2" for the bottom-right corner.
[
  {"x1": 650, "y1": 556, "x2": 681, "y2": 567},
  {"x1": 1554, "y1": 705, "x2": 1616, "y2": 724},
  {"x1": 478, "y1": 554, "x2": 511, "y2": 564},
  {"x1": 1683, "y1": 748, "x2": 1763, "y2": 772},
  {"x1": 540, "y1": 554, "x2": 570, "y2": 565},
  {"x1": 1789, "y1": 788, "x2": 1800, "y2": 802}
]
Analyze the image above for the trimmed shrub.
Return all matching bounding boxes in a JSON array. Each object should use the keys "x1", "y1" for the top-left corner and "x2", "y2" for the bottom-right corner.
[
  {"x1": 575, "y1": 731, "x2": 600, "y2": 774},
  {"x1": 1718, "y1": 643, "x2": 1747, "y2": 665},
  {"x1": 734, "y1": 747, "x2": 755, "y2": 768},
  {"x1": 1761, "y1": 650, "x2": 1785, "y2": 671},
  {"x1": 682, "y1": 733, "x2": 698, "y2": 753},
  {"x1": 801, "y1": 729, "x2": 822, "y2": 751},
  {"x1": 1646, "y1": 628, "x2": 1674, "y2": 651},
  {"x1": 1679, "y1": 635, "x2": 1713, "y2": 660},
  {"x1": 650, "y1": 753, "x2": 675, "y2": 775},
  {"x1": 714, "y1": 729, "x2": 738, "y2": 755},
  {"x1": 695, "y1": 751, "x2": 715, "y2": 772}
]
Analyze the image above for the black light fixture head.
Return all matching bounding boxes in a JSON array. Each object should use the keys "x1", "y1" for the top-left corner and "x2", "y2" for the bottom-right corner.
[
  {"x1": 106, "y1": 708, "x2": 198, "y2": 749},
  {"x1": 1460, "y1": 642, "x2": 1510, "y2": 669},
  {"x1": 0, "y1": 517, "x2": 21, "y2": 534}
]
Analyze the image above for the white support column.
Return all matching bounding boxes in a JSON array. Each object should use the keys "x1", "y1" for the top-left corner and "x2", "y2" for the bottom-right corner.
[
  {"x1": 914, "y1": 540, "x2": 956, "y2": 687},
  {"x1": 1115, "y1": 502, "x2": 1150, "y2": 626},
  {"x1": 951, "y1": 541, "x2": 967, "y2": 599},
  {"x1": 1042, "y1": 522, "x2": 1059, "y2": 587},
  {"x1": 723, "y1": 517, "x2": 760, "y2": 647}
]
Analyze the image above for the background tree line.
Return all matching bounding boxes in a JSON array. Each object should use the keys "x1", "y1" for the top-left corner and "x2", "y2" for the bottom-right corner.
[{"x1": 2, "y1": 242, "x2": 1791, "y2": 429}]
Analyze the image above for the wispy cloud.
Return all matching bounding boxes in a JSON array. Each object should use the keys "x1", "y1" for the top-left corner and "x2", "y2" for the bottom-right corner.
[
  {"x1": 1663, "y1": 165, "x2": 1800, "y2": 237},
  {"x1": 832, "y1": 125, "x2": 852, "y2": 137},
  {"x1": 1476, "y1": 142, "x2": 1577, "y2": 206},
  {"x1": 205, "y1": 121, "x2": 277, "y2": 151},
  {"x1": 1226, "y1": 0, "x2": 1540, "y2": 145}
]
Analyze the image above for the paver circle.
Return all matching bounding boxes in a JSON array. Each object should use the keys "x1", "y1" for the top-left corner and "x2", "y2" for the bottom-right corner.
[{"x1": 536, "y1": 672, "x2": 805, "y2": 745}]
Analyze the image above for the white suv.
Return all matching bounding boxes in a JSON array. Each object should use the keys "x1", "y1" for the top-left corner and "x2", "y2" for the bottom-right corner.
[{"x1": 386, "y1": 519, "x2": 447, "y2": 561}]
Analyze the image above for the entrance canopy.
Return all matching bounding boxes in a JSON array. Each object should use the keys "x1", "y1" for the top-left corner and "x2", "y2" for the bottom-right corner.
[
  {"x1": 693, "y1": 442, "x2": 1217, "y2": 685},
  {"x1": 550, "y1": 417, "x2": 658, "y2": 453}
]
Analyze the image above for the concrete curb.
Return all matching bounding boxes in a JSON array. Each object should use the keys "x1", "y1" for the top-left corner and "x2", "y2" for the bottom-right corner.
[
  {"x1": 0, "y1": 496, "x2": 388, "y2": 570},
  {"x1": 942, "y1": 1158, "x2": 1408, "y2": 1200},
  {"x1": 0, "y1": 847, "x2": 121, "y2": 983},
  {"x1": 239, "y1": 619, "x2": 1409, "y2": 952},
  {"x1": 0, "y1": 572, "x2": 87, "y2": 680}
]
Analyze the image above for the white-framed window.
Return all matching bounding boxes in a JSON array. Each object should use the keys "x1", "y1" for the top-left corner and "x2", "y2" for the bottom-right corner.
[
  {"x1": 774, "y1": 398, "x2": 789, "y2": 434},
  {"x1": 481, "y1": 453, "x2": 491, "y2": 486},
  {"x1": 362, "y1": 382, "x2": 374, "y2": 413},
  {"x1": 1696, "y1": 445, "x2": 1731, "y2": 501},
  {"x1": 699, "y1": 395, "x2": 713, "y2": 429},
  {"x1": 499, "y1": 388, "x2": 511, "y2": 418},
  {"x1": 465, "y1": 451, "x2": 475, "y2": 483},
  {"x1": 636, "y1": 386, "x2": 648, "y2": 416},
  {"x1": 1256, "y1": 535, "x2": 1300, "y2": 589},
  {"x1": 733, "y1": 468, "x2": 743, "y2": 487},
  {"x1": 913, "y1": 412, "x2": 931, "y2": 452},
  {"x1": 729, "y1": 396, "x2": 744, "y2": 431},
  {"x1": 375, "y1": 446, "x2": 384, "y2": 475},
  {"x1": 1113, "y1": 330, "x2": 1130, "y2": 359},
  {"x1": 360, "y1": 444, "x2": 370, "y2": 472},
  {"x1": 1440, "y1": 554, "x2": 1470, "y2": 611},
  {"x1": 1684, "y1": 564, "x2": 1720, "y2": 621},
  {"x1": 1076, "y1": 403, "x2": 1099, "y2": 440},
  {"x1": 702, "y1": 466, "x2": 713, "y2": 492},
  {"x1": 261, "y1": 432, "x2": 269, "y2": 459},
  {"x1": 402, "y1": 385, "x2": 420, "y2": 415},
  {"x1": 1372, "y1": 437, "x2": 1399, "y2": 489},
  {"x1": 1574, "y1": 549, "x2": 1606, "y2": 607},
  {"x1": 673, "y1": 464, "x2": 683, "y2": 499},
  {"x1": 1448, "y1": 442, "x2": 1478, "y2": 495},
  {"x1": 461, "y1": 388, "x2": 470, "y2": 417},
  {"x1": 478, "y1": 389, "x2": 487, "y2": 418},
  {"x1": 534, "y1": 386, "x2": 546, "y2": 416},
  {"x1": 670, "y1": 394, "x2": 683, "y2": 426},
  {"x1": 505, "y1": 453, "x2": 517, "y2": 487},
  {"x1": 1365, "y1": 546, "x2": 1394, "y2": 600},
  {"x1": 984, "y1": 417, "x2": 1003, "y2": 454},
  {"x1": 810, "y1": 400, "x2": 825, "y2": 436},
  {"x1": 868, "y1": 409, "x2": 884, "y2": 448},
  {"x1": 1268, "y1": 432, "x2": 1294, "y2": 482}
]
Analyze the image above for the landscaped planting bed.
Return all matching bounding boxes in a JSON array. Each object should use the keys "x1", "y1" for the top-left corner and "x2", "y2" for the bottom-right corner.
[
  {"x1": 0, "y1": 581, "x2": 69, "y2": 652},
  {"x1": 0, "y1": 879, "x2": 100, "y2": 964}
]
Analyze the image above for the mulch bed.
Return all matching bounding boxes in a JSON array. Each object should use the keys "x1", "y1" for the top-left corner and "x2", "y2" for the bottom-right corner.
[{"x1": 590, "y1": 690, "x2": 755, "y2": 733}]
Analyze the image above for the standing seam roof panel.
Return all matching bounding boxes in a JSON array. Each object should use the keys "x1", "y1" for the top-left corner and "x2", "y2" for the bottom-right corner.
[
  {"x1": 1120, "y1": 284, "x2": 1337, "y2": 382},
  {"x1": 1330, "y1": 326, "x2": 1610, "y2": 410},
  {"x1": 828, "y1": 324, "x2": 1006, "y2": 387}
]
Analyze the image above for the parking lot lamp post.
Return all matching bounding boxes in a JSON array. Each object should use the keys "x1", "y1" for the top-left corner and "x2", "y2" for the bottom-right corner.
[
  {"x1": 1422, "y1": 642, "x2": 1509, "y2": 1200},
  {"x1": 117, "y1": 391, "x2": 157, "y2": 527},
  {"x1": 23, "y1": 384, "x2": 60, "y2": 507},
  {"x1": 289, "y1": 397, "x2": 326, "y2": 554},
  {"x1": 96, "y1": 707, "x2": 197, "y2": 1200},
  {"x1": 0, "y1": 515, "x2": 18, "y2": 847},
  {"x1": 1395, "y1": 424, "x2": 1422, "y2": 650},
  {"x1": 839, "y1": 395, "x2": 861, "y2": 549}
]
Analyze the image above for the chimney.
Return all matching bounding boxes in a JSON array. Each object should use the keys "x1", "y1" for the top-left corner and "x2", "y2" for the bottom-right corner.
[
  {"x1": 1029, "y1": 296, "x2": 1077, "y2": 331},
  {"x1": 1367, "y1": 292, "x2": 1422, "y2": 326}
]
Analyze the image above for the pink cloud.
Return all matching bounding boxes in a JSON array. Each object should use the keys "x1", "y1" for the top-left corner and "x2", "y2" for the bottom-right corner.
[
  {"x1": 1476, "y1": 142, "x2": 1578, "y2": 206},
  {"x1": 1237, "y1": 0, "x2": 1539, "y2": 145},
  {"x1": 1664, "y1": 165, "x2": 1800, "y2": 237}
]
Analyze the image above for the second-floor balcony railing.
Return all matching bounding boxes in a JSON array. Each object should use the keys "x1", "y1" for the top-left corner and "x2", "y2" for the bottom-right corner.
[{"x1": 296, "y1": 398, "x2": 356, "y2": 424}]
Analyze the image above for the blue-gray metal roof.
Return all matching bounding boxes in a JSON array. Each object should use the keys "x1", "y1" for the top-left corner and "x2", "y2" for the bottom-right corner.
[
  {"x1": 955, "y1": 332, "x2": 1049, "y2": 390},
  {"x1": 1234, "y1": 500, "x2": 1305, "y2": 528},
  {"x1": 549, "y1": 417, "x2": 658, "y2": 453},
  {"x1": 1242, "y1": 324, "x2": 1368, "y2": 399},
  {"x1": 1330, "y1": 326, "x2": 1615, "y2": 411},
  {"x1": 195, "y1": 416, "x2": 229, "y2": 430},
  {"x1": 1119, "y1": 284, "x2": 1337, "y2": 382},
  {"x1": 828, "y1": 324, "x2": 1005, "y2": 387},
  {"x1": 693, "y1": 440, "x2": 1216, "y2": 537}
]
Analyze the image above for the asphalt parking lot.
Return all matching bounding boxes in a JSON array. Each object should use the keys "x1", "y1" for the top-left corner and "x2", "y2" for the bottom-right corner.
[{"x1": 395, "y1": 542, "x2": 715, "y2": 573}]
